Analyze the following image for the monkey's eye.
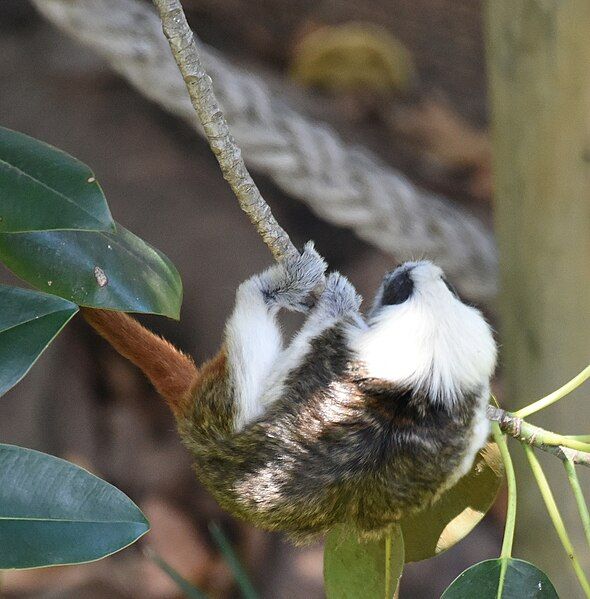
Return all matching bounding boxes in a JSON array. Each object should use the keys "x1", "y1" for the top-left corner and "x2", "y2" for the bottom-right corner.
[
  {"x1": 381, "y1": 269, "x2": 414, "y2": 305},
  {"x1": 442, "y1": 277, "x2": 459, "y2": 298}
]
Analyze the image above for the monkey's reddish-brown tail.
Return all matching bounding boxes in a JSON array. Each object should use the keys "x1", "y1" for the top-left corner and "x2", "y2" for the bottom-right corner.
[{"x1": 81, "y1": 307, "x2": 198, "y2": 413}]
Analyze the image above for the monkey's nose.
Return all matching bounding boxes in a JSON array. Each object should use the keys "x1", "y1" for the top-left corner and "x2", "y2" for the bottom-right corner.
[{"x1": 381, "y1": 266, "x2": 415, "y2": 305}]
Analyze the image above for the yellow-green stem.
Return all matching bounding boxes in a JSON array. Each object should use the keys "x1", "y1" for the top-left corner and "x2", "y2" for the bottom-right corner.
[
  {"x1": 516, "y1": 420, "x2": 590, "y2": 453},
  {"x1": 524, "y1": 445, "x2": 590, "y2": 598},
  {"x1": 493, "y1": 424, "x2": 517, "y2": 560},
  {"x1": 564, "y1": 435, "x2": 590, "y2": 443},
  {"x1": 492, "y1": 423, "x2": 517, "y2": 599},
  {"x1": 515, "y1": 365, "x2": 590, "y2": 419},
  {"x1": 563, "y1": 458, "x2": 590, "y2": 552},
  {"x1": 384, "y1": 528, "x2": 393, "y2": 599}
]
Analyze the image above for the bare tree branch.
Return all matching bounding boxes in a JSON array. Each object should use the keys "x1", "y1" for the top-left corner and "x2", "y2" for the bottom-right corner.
[{"x1": 151, "y1": 0, "x2": 298, "y2": 263}]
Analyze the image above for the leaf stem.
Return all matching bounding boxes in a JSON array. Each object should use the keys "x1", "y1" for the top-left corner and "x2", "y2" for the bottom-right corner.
[
  {"x1": 524, "y1": 430, "x2": 590, "y2": 453},
  {"x1": 563, "y1": 457, "x2": 590, "y2": 552},
  {"x1": 564, "y1": 435, "x2": 590, "y2": 443},
  {"x1": 208, "y1": 522, "x2": 259, "y2": 599},
  {"x1": 384, "y1": 528, "x2": 393, "y2": 599},
  {"x1": 524, "y1": 445, "x2": 590, "y2": 598},
  {"x1": 515, "y1": 365, "x2": 590, "y2": 419},
  {"x1": 492, "y1": 424, "x2": 517, "y2": 560},
  {"x1": 492, "y1": 423, "x2": 517, "y2": 599},
  {"x1": 143, "y1": 547, "x2": 207, "y2": 599}
]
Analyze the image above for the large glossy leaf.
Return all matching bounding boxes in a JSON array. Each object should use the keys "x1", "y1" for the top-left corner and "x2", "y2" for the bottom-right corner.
[
  {"x1": 324, "y1": 524, "x2": 404, "y2": 598},
  {"x1": 0, "y1": 224, "x2": 182, "y2": 318},
  {"x1": 0, "y1": 284, "x2": 78, "y2": 397},
  {"x1": 401, "y1": 442, "x2": 503, "y2": 562},
  {"x1": 441, "y1": 558, "x2": 558, "y2": 599},
  {"x1": 0, "y1": 126, "x2": 114, "y2": 233},
  {"x1": 0, "y1": 444, "x2": 149, "y2": 569}
]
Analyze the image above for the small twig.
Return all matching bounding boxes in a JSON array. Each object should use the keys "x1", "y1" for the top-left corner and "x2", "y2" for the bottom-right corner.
[
  {"x1": 492, "y1": 424, "x2": 516, "y2": 558},
  {"x1": 524, "y1": 445, "x2": 590, "y2": 598},
  {"x1": 208, "y1": 522, "x2": 259, "y2": 599},
  {"x1": 492, "y1": 423, "x2": 517, "y2": 599},
  {"x1": 487, "y1": 406, "x2": 590, "y2": 468},
  {"x1": 515, "y1": 364, "x2": 590, "y2": 419},
  {"x1": 563, "y1": 457, "x2": 590, "y2": 552},
  {"x1": 151, "y1": 0, "x2": 298, "y2": 264}
]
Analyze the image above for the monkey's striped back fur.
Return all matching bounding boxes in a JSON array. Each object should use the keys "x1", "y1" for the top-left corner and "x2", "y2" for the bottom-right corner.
[{"x1": 179, "y1": 322, "x2": 485, "y2": 542}]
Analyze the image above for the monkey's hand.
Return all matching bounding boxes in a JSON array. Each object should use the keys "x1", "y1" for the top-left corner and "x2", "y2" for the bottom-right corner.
[
  {"x1": 259, "y1": 241, "x2": 327, "y2": 312},
  {"x1": 315, "y1": 272, "x2": 362, "y2": 318}
]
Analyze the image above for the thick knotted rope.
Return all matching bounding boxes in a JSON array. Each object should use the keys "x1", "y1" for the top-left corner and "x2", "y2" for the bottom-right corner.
[{"x1": 33, "y1": 0, "x2": 498, "y2": 302}]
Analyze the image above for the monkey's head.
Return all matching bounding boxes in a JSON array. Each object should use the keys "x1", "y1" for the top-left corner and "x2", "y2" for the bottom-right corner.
[{"x1": 356, "y1": 261, "x2": 497, "y2": 405}]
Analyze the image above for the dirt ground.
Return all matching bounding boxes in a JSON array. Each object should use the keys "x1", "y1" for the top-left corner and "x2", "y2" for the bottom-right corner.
[{"x1": 0, "y1": 3, "x2": 500, "y2": 598}]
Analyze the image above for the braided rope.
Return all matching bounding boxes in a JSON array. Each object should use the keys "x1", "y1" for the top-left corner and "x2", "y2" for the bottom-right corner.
[{"x1": 33, "y1": 0, "x2": 498, "y2": 302}]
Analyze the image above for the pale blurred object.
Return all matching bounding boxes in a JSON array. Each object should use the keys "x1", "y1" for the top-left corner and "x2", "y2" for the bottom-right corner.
[
  {"x1": 387, "y1": 98, "x2": 493, "y2": 202},
  {"x1": 291, "y1": 22, "x2": 414, "y2": 94}
]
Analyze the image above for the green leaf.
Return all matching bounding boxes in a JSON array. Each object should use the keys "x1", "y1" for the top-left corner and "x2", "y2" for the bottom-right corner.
[
  {"x1": 145, "y1": 548, "x2": 208, "y2": 599},
  {"x1": 400, "y1": 442, "x2": 503, "y2": 562},
  {"x1": 0, "y1": 126, "x2": 114, "y2": 233},
  {"x1": 0, "y1": 224, "x2": 182, "y2": 318},
  {"x1": 209, "y1": 522, "x2": 259, "y2": 599},
  {"x1": 0, "y1": 444, "x2": 149, "y2": 569},
  {"x1": 324, "y1": 524, "x2": 404, "y2": 599},
  {"x1": 441, "y1": 558, "x2": 558, "y2": 599},
  {"x1": 0, "y1": 284, "x2": 78, "y2": 397}
]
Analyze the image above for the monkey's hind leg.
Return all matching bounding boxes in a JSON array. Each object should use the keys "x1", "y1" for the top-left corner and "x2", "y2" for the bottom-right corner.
[{"x1": 225, "y1": 243, "x2": 326, "y2": 429}]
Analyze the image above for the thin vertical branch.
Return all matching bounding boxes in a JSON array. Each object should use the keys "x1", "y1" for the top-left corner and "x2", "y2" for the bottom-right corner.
[
  {"x1": 208, "y1": 522, "x2": 259, "y2": 599},
  {"x1": 151, "y1": 0, "x2": 298, "y2": 263},
  {"x1": 384, "y1": 529, "x2": 393, "y2": 599},
  {"x1": 524, "y1": 445, "x2": 590, "y2": 598},
  {"x1": 563, "y1": 457, "x2": 590, "y2": 552},
  {"x1": 492, "y1": 423, "x2": 517, "y2": 599},
  {"x1": 493, "y1": 424, "x2": 517, "y2": 561}
]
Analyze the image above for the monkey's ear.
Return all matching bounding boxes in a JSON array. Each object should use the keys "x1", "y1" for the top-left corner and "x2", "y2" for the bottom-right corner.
[{"x1": 82, "y1": 308, "x2": 198, "y2": 413}]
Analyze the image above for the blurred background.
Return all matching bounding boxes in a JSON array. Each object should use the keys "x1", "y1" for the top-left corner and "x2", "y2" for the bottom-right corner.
[{"x1": 0, "y1": 1, "x2": 586, "y2": 597}]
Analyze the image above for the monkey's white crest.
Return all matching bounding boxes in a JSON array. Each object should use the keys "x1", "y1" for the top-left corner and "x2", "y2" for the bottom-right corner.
[{"x1": 353, "y1": 261, "x2": 497, "y2": 405}]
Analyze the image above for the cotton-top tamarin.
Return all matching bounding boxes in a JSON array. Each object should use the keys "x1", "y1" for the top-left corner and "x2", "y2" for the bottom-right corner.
[{"x1": 83, "y1": 243, "x2": 496, "y2": 542}]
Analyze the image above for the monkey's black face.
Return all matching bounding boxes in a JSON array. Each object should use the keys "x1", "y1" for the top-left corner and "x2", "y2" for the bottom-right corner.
[
  {"x1": 375, "y1": 261, "x2": 461, "y2": 311},
  {"x1": 380, "y1": 265, "x2": 415, "y2": 306}
]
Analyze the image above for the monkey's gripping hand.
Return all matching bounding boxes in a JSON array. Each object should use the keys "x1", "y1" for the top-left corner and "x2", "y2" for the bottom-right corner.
[{"x1": 253, "y1": 241, "x2": 327, "y2": 312}]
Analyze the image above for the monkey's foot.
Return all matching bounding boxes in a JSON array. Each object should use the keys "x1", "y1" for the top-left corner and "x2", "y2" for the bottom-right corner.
[
  {"x1": 262, "y1": 241, "x2": 327, "y2": 312},
  {"x1": 316, "y1": 272, "x2": 362, "y2": 318}
]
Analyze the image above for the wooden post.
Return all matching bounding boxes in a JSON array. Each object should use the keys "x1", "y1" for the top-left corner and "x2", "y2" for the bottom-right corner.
[{"x1": 486, "y1": 1, "x2": 590, "y2": 595}]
